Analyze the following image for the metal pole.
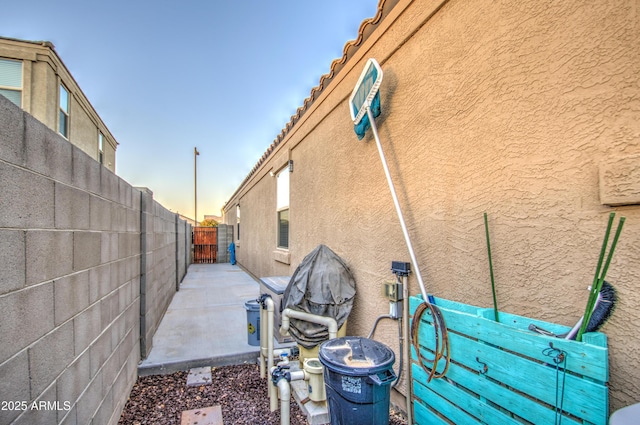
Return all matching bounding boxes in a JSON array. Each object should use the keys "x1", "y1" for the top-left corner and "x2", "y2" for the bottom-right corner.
[
  {"x1": 194, "y1": 147, "x2": 199, "y2": 225},
  {"x1": 366, "y1": 107, "x2": 429, "y2": 302}
]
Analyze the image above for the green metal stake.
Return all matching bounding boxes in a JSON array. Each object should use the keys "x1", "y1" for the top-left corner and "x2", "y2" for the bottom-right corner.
[
  {"x1": 577, "y1": 213, "x2": 625, "y2": 341},
  {"x1": 484, "y1": 212, "x2": 499, "y2": 322}
]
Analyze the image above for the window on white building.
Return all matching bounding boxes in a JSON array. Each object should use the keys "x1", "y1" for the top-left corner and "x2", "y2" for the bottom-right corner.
[
  {"x1": 98, "y1": 132, "x2": 104, "y2": 164},
  {"x1": 276, "y1": 166, "x2": 290, "y2": 249},
  {"x1": 59, "y1": 84, "x2": 70, "y2": 137},
  {"x1": 0, "y1": 58, "x2": 23, "y2": 107}
]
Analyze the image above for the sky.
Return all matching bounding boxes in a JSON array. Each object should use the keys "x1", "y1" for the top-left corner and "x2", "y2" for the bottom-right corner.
[{"x1": 1, "y1": 0, "x2": 379, "y2": 222}]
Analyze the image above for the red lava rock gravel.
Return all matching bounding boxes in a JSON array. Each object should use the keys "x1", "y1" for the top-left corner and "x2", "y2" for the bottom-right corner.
[{"x1": 118, "y1": 363, "x2": 407, "y2": 425}]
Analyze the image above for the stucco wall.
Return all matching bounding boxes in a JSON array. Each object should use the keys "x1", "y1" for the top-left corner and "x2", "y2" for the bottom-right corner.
[
  {"x1": 0, "y1": 95, "x2": 190, "y2": 425},
  {"x1": 0, "y1": 38, "x2": 119, "y2": 172},
  {"x1": 224, "y1": 0, "x2": 640, "y2": 413}
]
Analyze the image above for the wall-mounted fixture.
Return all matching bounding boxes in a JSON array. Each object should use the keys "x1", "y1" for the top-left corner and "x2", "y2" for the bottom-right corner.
[{"x1": 288, "y1": 159, "x2": 294, "y2": 173}]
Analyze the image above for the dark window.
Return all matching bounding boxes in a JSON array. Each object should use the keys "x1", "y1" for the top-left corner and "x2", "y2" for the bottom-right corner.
[{"x1": 277, "y1": 209, "x2": 289, "y2": 249}]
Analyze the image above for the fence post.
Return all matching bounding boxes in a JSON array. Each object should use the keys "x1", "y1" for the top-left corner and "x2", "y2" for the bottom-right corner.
[
  {"x1": 138, "y1": 188, "x2": 149, "y2": 358},
  {"x1": 175, "y1": 214, "x2": 179, "y2": 291}
]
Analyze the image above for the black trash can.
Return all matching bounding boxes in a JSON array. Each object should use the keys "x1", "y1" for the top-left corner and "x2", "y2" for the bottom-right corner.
[{"x1": 318, "y1": 336, "x2": 396, "y2": 425}]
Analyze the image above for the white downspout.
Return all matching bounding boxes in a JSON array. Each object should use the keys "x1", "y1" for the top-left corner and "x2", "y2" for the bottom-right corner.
[{"x1": 280, "y1": 308, "x2": 338, "y2": 339}]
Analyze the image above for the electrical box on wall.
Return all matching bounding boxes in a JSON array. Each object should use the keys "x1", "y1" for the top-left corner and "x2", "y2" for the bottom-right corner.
[
  {"x1": 383, "y1": 281, "x2": 403, "y2": 302},
  {"x1": 391, "y1": 261, "x2": 411, "y2": 276}
]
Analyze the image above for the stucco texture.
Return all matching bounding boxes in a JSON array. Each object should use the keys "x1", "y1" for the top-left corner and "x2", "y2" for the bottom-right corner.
[{"x1": 225, "y1": 0, "x2": 640, "y2": 412}]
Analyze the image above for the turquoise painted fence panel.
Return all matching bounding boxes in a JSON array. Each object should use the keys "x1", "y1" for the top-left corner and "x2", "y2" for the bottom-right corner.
[
  {"x1": 414, "y1": 399, "x2": 451, "y2": 425},
  {"x1": 411, "y1": 325, "x2": 607, "y2": 422},
  {"x1": 410, "y1": 296, "x2": 609, "y2": 425}
]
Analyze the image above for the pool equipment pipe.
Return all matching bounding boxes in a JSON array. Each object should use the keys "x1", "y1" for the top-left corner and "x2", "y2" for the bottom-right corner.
[
  {"x1": 280, "y1": 308, "x2": 339, "y2": 340},
  {"x1": 272, "y1": 308, "x2": 339, "y2": 425},
  {"x1": 259, "y1": 295, "x2": 278, "y2": 411},
  {"x1": 257, "y1": 295, "x2": 298, "y2": 411},
  {"x1": 271, "y1": 365, "x2": 308, "y2": 425}
]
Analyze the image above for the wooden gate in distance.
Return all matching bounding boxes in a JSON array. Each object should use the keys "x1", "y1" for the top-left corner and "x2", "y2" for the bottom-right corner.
[{"x1": 193, "y1": 227, "x2": 217, "y2": 263}]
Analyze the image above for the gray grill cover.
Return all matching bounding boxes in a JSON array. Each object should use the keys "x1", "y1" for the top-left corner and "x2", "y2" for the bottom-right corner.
[{"x1": 281, "y1": 245, "x2": 356, "y2": 349}]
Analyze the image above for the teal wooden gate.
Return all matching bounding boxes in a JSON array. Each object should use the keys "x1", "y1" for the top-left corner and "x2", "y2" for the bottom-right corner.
[{"x1": 410, "y1": 296, "x2": 608, "y2": 425}]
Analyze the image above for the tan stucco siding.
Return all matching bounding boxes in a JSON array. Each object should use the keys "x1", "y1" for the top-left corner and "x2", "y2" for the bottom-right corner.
[
  {"x1": 224, "y1": 0, "x2": 640, "y2": 411},
  {"x1": 70, "y1": 97, "x2": 97, "y2": 154},
  {"x1": 0, "y1": 38, "x2": 119, "y2": 172}
]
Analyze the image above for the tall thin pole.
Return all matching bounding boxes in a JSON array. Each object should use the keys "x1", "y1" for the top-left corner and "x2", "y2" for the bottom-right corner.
[
  {"x1": 366, "y1": 107, "x2": 429, "y2": 302},
  {"x1": 194, "y1": 147, "x2": 199, "y2": 225}
]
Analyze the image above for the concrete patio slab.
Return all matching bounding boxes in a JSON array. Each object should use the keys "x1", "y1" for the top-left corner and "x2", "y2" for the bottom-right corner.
[{"x1": 138, "y1": 263, "x2": 262, "y2": 375}]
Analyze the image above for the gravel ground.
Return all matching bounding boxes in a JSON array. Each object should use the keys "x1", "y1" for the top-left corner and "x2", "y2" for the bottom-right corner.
[{"x1": 119, "y1": 364, "x2": 407, "y2": 425}]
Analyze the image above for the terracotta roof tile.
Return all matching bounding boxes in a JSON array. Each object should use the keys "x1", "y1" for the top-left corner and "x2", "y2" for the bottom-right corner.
[{"x1": 233, "y1": 0, "x2": 394, "y2": 195}]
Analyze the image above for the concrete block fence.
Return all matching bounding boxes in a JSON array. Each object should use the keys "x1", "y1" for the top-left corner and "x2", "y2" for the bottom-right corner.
[{"x1": 0, "y1": 95, "x2": 192, "y2": 424}]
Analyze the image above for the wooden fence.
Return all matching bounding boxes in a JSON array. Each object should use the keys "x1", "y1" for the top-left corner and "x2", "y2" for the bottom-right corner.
[
  {"x1": 193, "y1": 227, "x2": 217, "y2": 263},
  {"x1": 410, "y1": 296, "x2": 608, "y2": 425}
]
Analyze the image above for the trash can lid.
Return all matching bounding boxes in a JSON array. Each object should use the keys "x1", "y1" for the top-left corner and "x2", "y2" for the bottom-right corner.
[
  {"x1": 318, "y1": 336, "x2": 395, "y2": 376},
  {"x1": 244, "y1": 299, "x2": 260, "y2": 311}
]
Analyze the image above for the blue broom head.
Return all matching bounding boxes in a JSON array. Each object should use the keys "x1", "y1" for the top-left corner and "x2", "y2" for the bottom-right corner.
[
  {"x1": 585, "y1": 280, "x2": 617, "y2": 333},
  {"x1": 354, "y1": 92, "x2": 381, "y2": 140}
]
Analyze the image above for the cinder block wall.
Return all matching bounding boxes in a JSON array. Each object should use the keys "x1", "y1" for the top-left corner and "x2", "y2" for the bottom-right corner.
[
  {"x1": 139, "y1": 190, "x2": 191, "y2": 358},
  {"x1": 216, "y1": 224, "x2": 233, "y2": 263},
  {"x1": 0, "y1": 95, "x2": 190, "y2": 425}
]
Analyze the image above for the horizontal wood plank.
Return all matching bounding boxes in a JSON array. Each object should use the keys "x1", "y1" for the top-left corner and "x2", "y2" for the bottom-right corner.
[{"x1": 410, "y1": 295, "x2": 609, "y2": 425}]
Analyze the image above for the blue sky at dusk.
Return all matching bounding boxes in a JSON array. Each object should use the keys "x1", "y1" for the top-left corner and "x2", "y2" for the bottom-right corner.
[{"x1": 1, "y1": 0, "x2": 378, "y2": 221}]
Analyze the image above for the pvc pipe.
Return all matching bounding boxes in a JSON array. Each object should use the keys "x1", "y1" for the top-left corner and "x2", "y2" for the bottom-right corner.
[
  {"x1": 277, "y1": 377, "x2": 291, "y2": 425},
  {"x1": 273, "y1": 369, "x2": 306, "y2": 425},
  {"x1": 275, "y1": 308, "x2": 337, "y2": 425},
  {"x1": 259, "y1": 304, "x2": 266, "y2": 378},
  {"x1": 264, "y1": 297, "x2": 278, "y2": 412},
  {"x1": 402, "y1": 274, "x2": 413, "y2": 425},
  {"x1": 289, "y1": 370, "x2": 306, "y2": 381},
  {"x1": 366, "y1": 106, "x2": 428, "y2": 302},
  {"x1": 280, "y1": 308, "x2": 338, "y2": 339}
]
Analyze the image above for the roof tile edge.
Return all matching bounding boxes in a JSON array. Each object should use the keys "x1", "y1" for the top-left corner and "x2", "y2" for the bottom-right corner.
[{"x1": 229, "y1": 0, "x2": 393, "y2": 203}]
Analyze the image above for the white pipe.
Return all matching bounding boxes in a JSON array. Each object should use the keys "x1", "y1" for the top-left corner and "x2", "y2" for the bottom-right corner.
[
  {"x1": 273, "y1": 369, "x2": 307, "y2": 425},
  {"x1": 366, "y1": 106, "x2": 429, "y2": 302},
  {"x1": 275, "y1": 309, "x2": 337, "y2": 425},
  {"x1": 264, "y1": 297, "x2": 278, "y2": 412},
  {"x1": 280, "y1": 308, "x2": 338, "y2": 339},
  {"x1": 277, "y1": 377, "x2": 291, "y2": 425},
  {"x1": 259, "y1": 304, "x2": 266, "y2": 378},
  {"x1": 402, "y1": 274, "x2": 413, "y2": 425},
  {"x1": 262, "y1": 346, "x2": 295, "y2": 360},
  {"x1": 289, "y1": 370, "x2": 306, "y2": 381}
]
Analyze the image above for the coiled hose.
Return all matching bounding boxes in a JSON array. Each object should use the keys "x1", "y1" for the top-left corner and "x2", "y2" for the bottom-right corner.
[{"x1": 411, "y1": 300, "x2": 450, "y2": 382}]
